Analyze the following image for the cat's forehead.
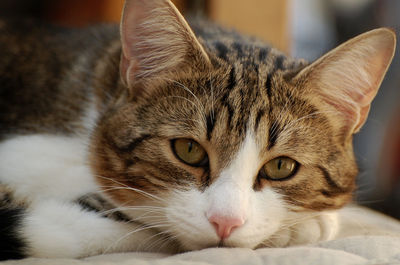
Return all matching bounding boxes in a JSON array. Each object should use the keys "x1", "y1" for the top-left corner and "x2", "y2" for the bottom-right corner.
[{"x1": 203, "y1": 37, "x2": 303, "y2": 70}]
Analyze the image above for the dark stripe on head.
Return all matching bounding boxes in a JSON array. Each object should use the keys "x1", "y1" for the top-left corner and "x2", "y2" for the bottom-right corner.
[
  {"x1": 275, "y1": 55, "x2": 285, "y2": 70},
  {"x1": 117, "y1": 134, "x2": 151, "y2": 153},
  {"x1": 232, "y1": 42, "x2": 243, "y2": 57},
  {"x1": 221, "y1": 67, "x2": 237, "y2": 129},
  {"x1": 265, "y1": 76, "x2": 272, "y2": 100},
  {"x1": 254, "y1": 108, "x2": 266, "y2": 131},
  {"x1": 258, "y1": 48, "x2": 269, "y2": 61},
  {"x1": 0, "y1": 207, "x2": 27, "y2": 260},
  {"x1": 223, "y1": 101, "x2": 234, "y2": 130},
  {"x1": 206, "y1": 112, "x2": 216, "y2": 140},
  {"x1": 227, "y1": 67, "x2": 236, "y2": 91},
  {"x1": 267, "y1": 121, "x2": 281, "y2": 150},
  {"x1": 215, "y1": 42, "x2": 228, "y2": 61}
]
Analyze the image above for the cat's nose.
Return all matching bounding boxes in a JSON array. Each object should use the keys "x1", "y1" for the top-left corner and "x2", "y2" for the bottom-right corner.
[{"x1": 208, "y1": 214, "x2": 244, "y2": 239}]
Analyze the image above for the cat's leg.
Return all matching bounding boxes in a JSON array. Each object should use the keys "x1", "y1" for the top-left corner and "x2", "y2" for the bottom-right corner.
[
  {"x1": 20, "y1": 199, "x2": 176, "y2": 258},
  {"x1": 0, "y1": 185, "x2": 28, "y2": 260},
  {"x1": 266, "y1": 211, "x2": 339, "y2": 247}
]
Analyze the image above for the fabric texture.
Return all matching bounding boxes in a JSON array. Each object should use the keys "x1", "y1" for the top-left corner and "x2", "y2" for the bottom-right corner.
[{"x1": 3, "y1": 206, "x2": 400, "y2": 265}]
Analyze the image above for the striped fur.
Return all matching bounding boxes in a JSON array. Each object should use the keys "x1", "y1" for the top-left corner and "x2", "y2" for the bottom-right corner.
[{"x1": 0, "y1": 0, "x2": 396, "y2": 259}]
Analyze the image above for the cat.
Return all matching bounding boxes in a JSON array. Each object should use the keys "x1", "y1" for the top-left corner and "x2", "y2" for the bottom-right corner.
[{"x1": 0, "y1": 0, "x2": 396, "y2": 260}]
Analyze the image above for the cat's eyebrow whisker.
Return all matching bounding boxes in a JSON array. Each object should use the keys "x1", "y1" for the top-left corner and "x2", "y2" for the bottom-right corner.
[
  {"x1": 281, "y1": 109, "x2": 335, "y2": 131},
  {"x1": 277, "y1": 109, "x2": 344, "y2": 142},
  {"x1": 160, "y1": 95, "x2": 205, "y2": 127},
  {"x1": 164, "y1": 78, "x2": 207, "y2": 125},
  {"x1": 281, "y1": 110, "x2": 336, "y2": 132},
  {"x1": 164, "y1": 95, "x2": 198, "y2": 109}
]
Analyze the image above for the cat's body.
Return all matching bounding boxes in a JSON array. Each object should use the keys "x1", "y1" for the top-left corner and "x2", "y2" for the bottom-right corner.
[{"x1": 0, "y1": 0, "x2": 396, "y2": 260}]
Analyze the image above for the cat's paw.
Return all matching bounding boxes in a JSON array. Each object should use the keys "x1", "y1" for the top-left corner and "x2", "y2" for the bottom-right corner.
[{"x1": 266, "y1": 211, "x2": 339, "y2": 247}]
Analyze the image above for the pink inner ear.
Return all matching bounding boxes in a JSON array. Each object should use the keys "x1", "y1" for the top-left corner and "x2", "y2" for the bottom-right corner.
[
  {"x1": 119, "y1": 0, "x2": 210, "y2": 89},
  {"x1": 309, "y1": 29, "x2": 396, "y2": 134}
]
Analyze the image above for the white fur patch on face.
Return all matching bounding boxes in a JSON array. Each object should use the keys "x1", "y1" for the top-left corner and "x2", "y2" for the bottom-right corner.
[
  {"x1": 0, "y1": 134, "x2": 97, "y2": 202},
  {"x1": 165, "y1": 131, "x2": 288, "y2": 250},
  {"x1": 206, "y1": 132, "x2": 260, "y2": 220}
]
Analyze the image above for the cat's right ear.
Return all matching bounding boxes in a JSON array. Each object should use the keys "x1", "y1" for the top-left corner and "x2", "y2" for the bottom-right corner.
[{"x1": 120, "y1": 0, "x2": 210, "y2": 92}]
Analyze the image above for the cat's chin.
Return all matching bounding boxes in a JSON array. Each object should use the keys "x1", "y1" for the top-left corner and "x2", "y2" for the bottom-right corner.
[
  {"x1": 178, "y1": 240, "x2": 260, "y2": 252},
  {"x1": 175, "y1": 230, "x2": 269, "y2": 251}
]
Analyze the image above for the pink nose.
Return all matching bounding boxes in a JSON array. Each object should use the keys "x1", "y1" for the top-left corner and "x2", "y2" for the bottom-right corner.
[{"x1": 208, "y1": 215, "x2": 244, "y2": 239}]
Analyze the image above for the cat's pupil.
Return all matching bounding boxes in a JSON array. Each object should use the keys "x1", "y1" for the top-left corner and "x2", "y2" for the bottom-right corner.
[
  {"x1": 277, "y1": 159, "x2": 282, "y2": 170},
  {"x1": 188, "y1": 141, "x2": 193, "y2": 153}
]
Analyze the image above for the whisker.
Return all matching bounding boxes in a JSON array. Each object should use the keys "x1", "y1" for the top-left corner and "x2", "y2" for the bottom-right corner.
[
  {"x1": 103, "y1": 223, "x2": 170, "y2": 254},
  {"x1": 96, "y1": 175, "x2": 165, "y2": 203},
  {"x1": 164, "y1": 78, "x2": 207, "y2": 126}
]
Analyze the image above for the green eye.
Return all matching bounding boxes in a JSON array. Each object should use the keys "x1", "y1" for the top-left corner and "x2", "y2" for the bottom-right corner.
[
  {"x1": 261, "y1": 157, "x2": 298, "y2": 180},
  {"x1": 172, "y1": 139, "x2": 208, "y2": 166}
]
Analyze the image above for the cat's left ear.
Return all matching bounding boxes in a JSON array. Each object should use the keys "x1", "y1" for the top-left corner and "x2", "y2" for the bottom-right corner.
[
  {"x1": 295, "y1": 28, "x2": 396, "y2": 134},
  {"x1": 120, "y1": 0, "x2": 210, "y2": 90}
]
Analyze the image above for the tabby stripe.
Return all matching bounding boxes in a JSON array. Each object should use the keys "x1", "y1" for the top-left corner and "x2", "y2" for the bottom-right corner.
[
  {"x1": 118, "y1": 134, "x2": 151, "y2": 153},
  {"x1": 200, "y1": 169, "x2": 211, "y2": 190},
  {"x1": 319, "y1": 189, "x2": 348, "y2": 198},
  {"x1": 254, "y1": 108, "x2": 266, "y2": 131},
  {"x1": 308, "y1": 201, "x2": 336, "y2": 211},
  {"x1": 125, "y1": 174, "x2": 169, "y2": 191},
  {"x1": 258, "y1": 48, "x2": 269, "y2": 62},
  {"x1": 232, "y1": 42, "x2": 243, "y2": 57},
  {"x1": 206, "y1": 112, "x2": 216, "y2": 140},
  {"x1": 226, "y1": 67, "x2": 236, "y2": 91},
  {"x1": 76, "y1": 194, "x2": 131, "y2": 222},
  {"x1": 215, "y1": 42, "x2": 228, "y2": 61},
  {"x1": 221, "y1": 67, "x2": 237, "y2": 129},
  {"x1": 275, "y1": 55, "x2": 285, "y2": 70},
  {"x1": 265, "y1": 76, "x2": 272, "y2": 101},
  {"x1": 224, "y1": 103, "x2": 235, "y2": 130},
  {"x1": 318, "y1": 166, "x2": 346, "y2": 191}
]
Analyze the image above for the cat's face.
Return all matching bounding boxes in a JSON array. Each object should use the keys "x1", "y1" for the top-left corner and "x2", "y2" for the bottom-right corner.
[{"x1": 89, "y1": 0, "x2": 395, "y2": 251}]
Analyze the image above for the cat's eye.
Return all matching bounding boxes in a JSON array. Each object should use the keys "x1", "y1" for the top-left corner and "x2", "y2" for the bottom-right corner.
[
  {"x1": 172, "y1": 139, "x2": 208, "y2": 167},
  {"x1": 260, "y1": 157, "x2": 298, "y2": 180}
]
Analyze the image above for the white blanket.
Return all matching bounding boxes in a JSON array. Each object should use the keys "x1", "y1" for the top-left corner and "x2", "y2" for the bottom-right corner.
[{"x1": 3, "y1": 206, "x2": 400, "y2": 265}]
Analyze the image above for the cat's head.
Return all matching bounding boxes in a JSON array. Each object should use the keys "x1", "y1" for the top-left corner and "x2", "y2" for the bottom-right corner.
[{"x1": 89, "y1": 0, "x2": 396, "y2": 251}]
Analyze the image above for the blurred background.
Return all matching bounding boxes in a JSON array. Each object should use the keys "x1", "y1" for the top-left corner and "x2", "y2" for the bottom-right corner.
[{"x1": 0, "y1": 0, "x2": 399, "y2": 219}]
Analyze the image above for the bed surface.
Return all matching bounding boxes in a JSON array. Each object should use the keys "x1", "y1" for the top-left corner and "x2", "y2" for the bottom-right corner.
[{"x1": 3, "y1": 206, "x2": 400, "y2": 265}]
